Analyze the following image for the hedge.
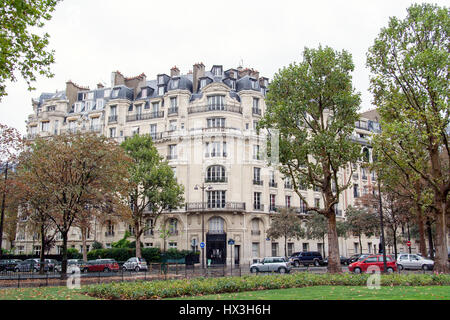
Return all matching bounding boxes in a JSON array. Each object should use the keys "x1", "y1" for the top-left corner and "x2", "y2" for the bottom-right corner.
[{"x1": 83, "y1": 272, "x2": 450, "y2": 300}]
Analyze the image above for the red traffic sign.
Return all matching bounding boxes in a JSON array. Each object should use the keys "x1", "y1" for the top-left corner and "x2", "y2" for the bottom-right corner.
[{"x1": 406, "y1": 241, "x2": 411, "y2": 247}]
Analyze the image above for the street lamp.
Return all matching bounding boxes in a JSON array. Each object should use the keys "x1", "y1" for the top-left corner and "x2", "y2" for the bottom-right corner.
[{"x1": 194, "y1": 183, "x2": 212, "y2": 270}]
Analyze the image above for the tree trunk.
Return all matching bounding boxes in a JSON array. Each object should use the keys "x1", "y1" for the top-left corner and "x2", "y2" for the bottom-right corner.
[
  {"x1": 135, "y1": 220, "x2": 141, "y2": 258},
  {"x1": 284, "y1": 236, "x2": 287, "y2": 258},
  {"x1": 426, "y1": 217, "x2": 434, "y2": 259},
  {"x1": 358, "y1": 234, "x2": 362, "y2": 254},
  {"x1": 433, "y1": 200, "x2": 449, "y2": 273},
  {"x1": 406, "y1": 222, "x2": 411, "y2": 254},
  {"x1": 81, "y1": 227, "x2": 87, "y2": 262},
  {"x1": 60, "y1": 231, "x2": 68, "y2": 280},
  {"x1": 393, "y1": 227, "x2": 398, "y2": 260},
  {"x1": 416, "y1": 204, "x2": 427, "y2": 257},
  {"x1": 39, "y1": 224, "x2": 45, "y2": 275},
  {"x1": 322, "y1": 234, "x2": 326, "y2": 258},
  {"x1": 327, "y1": 213, "x2": 341, "y2": 273}
]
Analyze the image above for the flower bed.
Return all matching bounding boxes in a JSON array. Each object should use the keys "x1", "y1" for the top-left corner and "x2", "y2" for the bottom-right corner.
[{"x1": 83, "y1": 272, "x2": 450, "y2": 300}]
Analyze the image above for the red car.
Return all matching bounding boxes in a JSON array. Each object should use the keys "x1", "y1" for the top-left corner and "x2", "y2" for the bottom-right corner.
[
  {"x1": 348, "y1": 254, "x2": 397, "y2": 273},
  {"x1": 81, "y1": 259, "x2": 119, "y2": 273}
]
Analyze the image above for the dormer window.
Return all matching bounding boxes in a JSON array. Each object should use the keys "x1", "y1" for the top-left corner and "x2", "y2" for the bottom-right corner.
[
  {"x1": 200, "y1": 79, "x2": 207, "y2": 89},
  {"x1": 96, "y1": 99, "x2": 104, "y2": 109},
  {"x1": 158, "y1": 75, "x2": 165, "y2": 85},
  {"x1": 104, "y1": 89, "x2": 111, "y2": 98},
  {"x1": 213, "y1": 66, "x2": 223, "y2": 76},
  {"x1": 112, "y1": 88, "x2": 120, "y2": 98},
  {"x1": 158, "y1": 86, "x2": 165, "y2": 96},
  {"x1": 74, "y1": 102, "x2": 82, "y2": 113},
  {"x1": 85, "y1": 101, "x2": 93, "y2": 111},
  {"x1": 87, "y1": 92, "x2": 94, "y2": 100},
  {"x1": 230, "y1": 80, "x2": 236, "y2": 90},
  {"x1": 171, "y1": 79, "x2": 179, "y2": 89},
  {"x1": 141, "y1": 88, "x2": 147, "y2": 98},
  {"x1": 251, "y1": 79, "x2": 258, "y2": 89}
]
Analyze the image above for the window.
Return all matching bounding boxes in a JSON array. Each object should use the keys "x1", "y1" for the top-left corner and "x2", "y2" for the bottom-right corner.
[
  {"x1": 112, "y1": 88, "x2": 120, "y2": 98},
  {"x1": 169, "y1": 120, "x2": 177, "y2": 131},
  {"x1": 253, "y1": 167, "x2": 261, "y2": 183},
  {"x1": 171, "y1": 79, "x2": 179, "y2": 89},
  {"x1": 205, "y1": 141, "x2": 226, "y2": 157},
  {"x1": 207, "y1": 165, "x2": 226, "y2": 182},
  {"x1": 299, "y1": 199, "x2": 306, "y2": 213},
  {"x1": 207, "y1": 117, "x2": 225, "y2": 128},
  {"x1": 131, "y1": 126, "x2": 139, "y2": 136},
  {"x1": 251, "y1": 79, "x2": 258, "y2": 89},
  {"x1": 213, "y1": 66, "x2": 222, "y2": 76},
  {"x1": 271, "y1": 243, "x2": 279, "y2": 256},
  {"x1": 253, "y1": 192, "x2": 262, "y2": 210},
  {"x1": 152, "y1": 102, "x2": 160, "y2": 113},
  {"x1": 253, "y1": 145, "x2": 260, "y2": 160},
  {"x1": 170, "y1": 97, "x2": 178, "y2": 109},
  {"x1": 288, "y1": 243, "x2": 294, "y2": 256},
  {"x1": 169, "y1": 242, "x2": 177, "y2": 249},
  {"x1": 47, "y1": 105, "x2": 56, "y2": 112},
  {"x1": 29, "y1": 126, "x2": 37, "y2": 136},
  {"x1": 230, "y1": 80, "x2": 236, "y2": 90},
  {"x1": 96, "y1": 99, "x2": 104, "y2": 109},
  {"x1": 200, "y1": 79, "x2": 207, "y2": 89},
  {"x1": 33, "y1": 245, "x2": 41, "y2": 256},
  {"x1": 207, "y1": 95, "x2": 224, "y2": 110},
  {"x1": 87, "y1": 92, "x2": 94, "y2": 100},
  {"x1": 168, "y1": 219, "x2": 178, "y2": 235},
  {"x1": 251, "y1": 219, "x2": 260, "y2": 234},
  {"x1": 314, "y1": 198, "x2": 320, "y2": 208},
  {"x1": 253, "y1": 98, "x2": 259, "y2": 110},
  {"x1": 150, "y1": 124, "x2": 157, "y2": 138},
  {"x1": 317, "y1": 243, "x2": 323, "y2": 255},
  {"x1": 17, "y1": 246, "x2": 25, "y2": 254},
  {"x1": 85, "y1": 100, "x2": 93, "y2": 111},
  {"x1": 269, "y1": 194, "x2": 276, "y2": 211},
  {"x1": 110, "y1": 105, "x2": 117, "y2": 116},
  {"x1": 135, "y1": 104, "x2": 142, "y2": 115},
  {"x1": 368, "y1": 242, "x2": 372, "y2": 254},
  {"x1": 354, "y1": 242, "x2": 359, "y2": 253},
  {"x1": 207, "y1": 191, "x2": 226, "y2": 208},
  {"x1": 252, "y1": 243, "x2": 260, "y2": 258},
  {"x1": 302, "y1": 243, "x2": 309, "y2": 252},
  {"x1": 209, "y1": 217, "x2": 225, "y2": 233},
  {"x1": 158, "y1": 86, "x2": 165, "y2": 96},
  {"x1": 168, "y1": 144, "x2": 177, "y2": 159},
  {"x1": 158, "y1": 75, "x2": 165, "y2": 85},
  {"x1": 41, "y1": 121, "x2": 49, "y2": 132},
  {"x1": 141, "y1": 88, "x2": 147, "y2": 98},
  {"x1": 353, "y1": 184, "x2": 359, "y2": 198},
  {"x1": 253, "y1": 120, "x2": 258, "y2": 130},
  {"x1": 109, "y1": 127, "x2": 116, "y2": 138},
  {"x1": 104, "y1": 89, "x2": 111, "y2": 98},
  {"x1": 285, "y1": 196, "x2": 291, "y2": 208}
]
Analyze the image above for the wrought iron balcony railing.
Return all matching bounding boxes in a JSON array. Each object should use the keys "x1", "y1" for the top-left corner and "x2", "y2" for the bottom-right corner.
[
  {"x1": 126, "y1": 111, "x2": 164, "y2": 122},
  {"x1": 188, "y1": 104, "x2": 242, "y2": 114},
  {"x1": 185, "y1": 202, "x2": 246, "y2": 211}
]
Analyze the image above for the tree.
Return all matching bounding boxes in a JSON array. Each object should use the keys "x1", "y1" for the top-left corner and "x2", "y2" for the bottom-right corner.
[
  {"x1": 120, "y1": 134, "x2": 184, "y2": 258},
  {"x1": 344, "y1": 206, "x2": 379, "y2": 253},
  {"x1": 303, "y1": 211, "x2": 347, "y2": 258},
  {"x1": 17, "y1": 133, "x2": 131, "y2": 278},
  {"x1": 0, "y1": 0, "x2": 61, "y2": 100},
  {"x1": 266, "y1": 208, "x2": 305, "y2": 257},
  {"x1": 367, "y1": 3, "x2": 449, "y2": 272},
  {"x1": 259, "y1": 45, "x2": 361, "y2": 273},
  {"x1": 0, "y1": 123, "x2": 23, "y2": 257}
]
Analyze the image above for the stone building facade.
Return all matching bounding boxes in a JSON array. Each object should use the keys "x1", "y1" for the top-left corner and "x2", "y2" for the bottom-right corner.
[{"x1": 17, "y1": 63, "x2": 393, "y2": 264}]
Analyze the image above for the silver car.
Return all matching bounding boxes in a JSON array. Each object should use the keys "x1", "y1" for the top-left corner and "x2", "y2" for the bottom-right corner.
[
  {"x1": 122, "y1": 257, "x2": 148, "y2": 271},
  {"x1": 250, "y1": 257, "x2": 291, "y2": 274},
  {"x1": 396, "y1": 253, "x2": 434, "y2": 271}
]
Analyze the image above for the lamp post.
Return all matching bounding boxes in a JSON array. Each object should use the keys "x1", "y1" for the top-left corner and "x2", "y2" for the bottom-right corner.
[{"x1": 194, "y1": 183, "x2": 212, "y2": 270}]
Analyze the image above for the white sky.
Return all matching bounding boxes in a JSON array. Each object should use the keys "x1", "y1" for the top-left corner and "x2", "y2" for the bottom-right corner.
[{"x1": 1, "y1": 0, "x2": 447, "y2": 134}]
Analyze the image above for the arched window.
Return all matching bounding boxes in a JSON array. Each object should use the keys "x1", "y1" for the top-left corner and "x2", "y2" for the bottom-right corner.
[
  {"x1": 168, "y1": 218, "x2": 178, "y2": 235},
  {"x1": 251, "y1": 218, "x2": 261, "y2": 235},
  {"x1": 209, "y1": 217, "x2": 225, "y2": 234},
  {"x1": 206, "y1": 165, "x2": 226, "y2": 182}
]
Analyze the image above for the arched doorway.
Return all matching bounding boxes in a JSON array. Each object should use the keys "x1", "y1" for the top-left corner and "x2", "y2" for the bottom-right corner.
[{"x1": 206, "y1": 216, "x2": 226, "y2": 265}]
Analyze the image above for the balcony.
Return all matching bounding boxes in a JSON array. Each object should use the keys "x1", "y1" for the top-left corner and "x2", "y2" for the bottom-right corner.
[
  {"x1": 143, "y1": 229, "x2": 154, "y2": 237},
  {"x1": 185, "y1": 202, "x2": 246, "y2": 212},
  {"x1": 105, "y1": 231, "x2": 115, "y2": 237},
  {"x1": 205, "y1": 177, "x2": 228, "y2": 183},
  {"x1": 253, "y1": 204, "x2": 264, "y2": 211},
  {"x1": 188, "y1": 104, "x2": 242, "y2": 115},
  {"x1": 167, "y1": 154, "x2": 178, "y2": 160},
  {"x1": 251, "y1": 230, "x2": 261, "y2": 236},
  {"x1": 284, "y1": 183, "x2": 292, "y2": 189},
  {"x1": 205, "y1": 152, "x2": 227, "y2": 158},
  {"x1": 168, "y1": 107, "x2": 178, "y2": 115},
  {"x1": 269, "y1": 181, "x2": 278, "y2": 188},
  {"x1": 108, "y1": 115, "x2": 118, "y2": 123},
  {"x1": 252, "y1": 108, "x2": 262, "y2": 116},
  {"x1": 253, "y1": 179, "x2": 263, "y2": 186},
  {"x1": 126, "y1": 111, "x2": 164, "y2": 122}
]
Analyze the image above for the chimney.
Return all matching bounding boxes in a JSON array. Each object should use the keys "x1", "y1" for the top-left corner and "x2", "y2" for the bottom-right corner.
[
  {"x1": 65, "y1": 80, "x2": 89, "y2": 110},
  {"x1": 111, "y1": 71, "x2": 125, "y2": 88},
  {"x1": 170, "y1": 66, "x2": 180, "y2": 77},
  {"x1": 250, "y1": 69, "x2": 260, "y2": 80},
  {"x1": 192, "y1": 62, "x2": 205, "y2": 93}
]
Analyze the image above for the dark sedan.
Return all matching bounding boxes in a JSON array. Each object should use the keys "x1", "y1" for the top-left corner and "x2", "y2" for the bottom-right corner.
[
  {"x1": 14, "y1": 259, "x2": 49, "y2": 272},
  {"x1": 322, "y1": 256, "x2": 350, "y2": 265},
  {"x1": 0, "y1": 259, "x2": 22, "y2": 271}
]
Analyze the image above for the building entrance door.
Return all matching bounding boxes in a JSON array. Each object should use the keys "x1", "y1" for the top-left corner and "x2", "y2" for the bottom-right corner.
[
  {"x1": 206, "y1": 232, "x2": 226, "y2": 265},
  {"x1": 234, "y1": 245, "x2": 240, "y2": 265}
]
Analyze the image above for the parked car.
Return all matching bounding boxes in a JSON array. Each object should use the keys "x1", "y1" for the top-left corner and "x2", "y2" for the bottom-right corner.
[
  {"x1": 122, "y1": 257, "x2": 148, "y2": 271},
  {"x1": 396, "y1": 253, "x2": 434, "y2": 271},
  {"x1": 288, "y1": 251, "x2": 323, "y2": 267},
  {"x1": 45, "y1": 259, "x2": 59, "y2": 271},
  {"x1": 250, "y1": 257, "x2": 291, "y2": 274},
  {"x1": 322, "y1": 256, "x2": 350, "y2": 266},
  {"x1": 14, "y1": 259, "x2": 49, "y2": 272},
  {"x1": 80, "y1": 259, "x2": 119, "y2": 273},
  {"x1": 348, "y1": 254, "x2": 397, "y2": 273},
  {"x1": 0, "y1": 259, "x2": 22, "y2": 271},
  {"x1": 55, "y1": 259, "x2": 83, "y2": 273}
]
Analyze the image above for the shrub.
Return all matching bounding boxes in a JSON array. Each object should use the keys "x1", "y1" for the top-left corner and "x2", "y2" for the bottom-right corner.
[
  {"x1": 67, "y1": 248, "x2": 82, "y2": 259},
  {"x1": 91, "y1": 241, "x2": 103, "y2": 250},
  {"x1": 83, "y1": 272, "x2": 450, "y2": 300}
]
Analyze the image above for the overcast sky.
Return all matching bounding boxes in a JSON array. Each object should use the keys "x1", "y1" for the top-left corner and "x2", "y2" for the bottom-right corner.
[{"x1": 1, "y1": 0, "x2": 447, "y2": 134}]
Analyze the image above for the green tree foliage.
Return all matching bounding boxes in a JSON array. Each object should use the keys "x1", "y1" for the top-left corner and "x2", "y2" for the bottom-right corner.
[
  {"x1": 259, "y1": 45, "x2": 361, "y2": 272},
  {"x1": 344, "y1": 206, "x2": 380, "y2": 253},
  {"x1": 0, "y1": 0, "x2": 61, "y2": 100},
  {"x1": 120, "y1": 134, "x2": 184, "y2": 258},
  {"x1": 367, "y1": 3, "x2": 449, "y2": 272},
  {"x1": 266, "y1": 208, "x2": 304, "y2": 257},
  {"x1": 17, "y1": 132, "x2": 131, "y2": 278}
]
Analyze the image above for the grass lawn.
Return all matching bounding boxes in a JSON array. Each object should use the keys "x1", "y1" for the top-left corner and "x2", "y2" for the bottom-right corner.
[
  {"x1": 169, "y1": 286, "x2": 450, "y2": 300},
  {"x1": 0, "y1": 286, "x2": 99, "y2": 300}
]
